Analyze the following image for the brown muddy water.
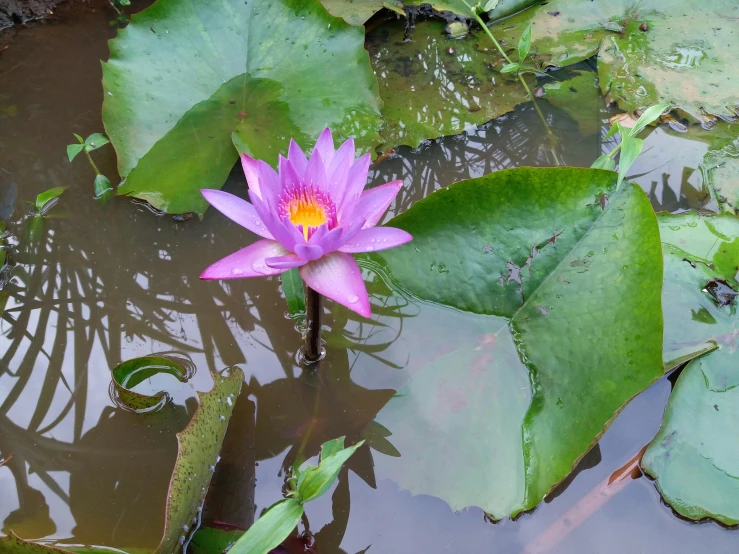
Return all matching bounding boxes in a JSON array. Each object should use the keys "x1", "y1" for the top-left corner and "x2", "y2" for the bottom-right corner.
[{"x1": 0, "y1": 1, "x2": 735, "y2": 553}]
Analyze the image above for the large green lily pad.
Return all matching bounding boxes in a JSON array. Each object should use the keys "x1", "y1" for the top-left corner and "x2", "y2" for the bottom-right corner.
[
  {"x1": 103, "y1": 0, "x2": 382, "y2": 216},
  {"x1": 660, "y1": 212, "x2": 739, "y2": 371},
  {"x1": 490, "y1": 0, "x2": 739, "y2": 124},
  {"x1": 542, "y1": 70, "x2": 603, "y2": 137},
  {"x1": 642, "y1": 354, "x2": 739, "y2": 525},
  {"x1": 369, "y1": 18, "x2": 530, "y2": 149},
  {"x1": 370, "y1": 168, "x2": 664, "y2": 517}
]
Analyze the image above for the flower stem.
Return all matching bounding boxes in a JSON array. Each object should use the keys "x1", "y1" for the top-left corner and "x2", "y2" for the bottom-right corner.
[
  {"x1": 303, "y1": 286, "x2": 323, "y2": 364},
  {"x1": 461, "y1": 2, "x2": 558, "y2": 153}
]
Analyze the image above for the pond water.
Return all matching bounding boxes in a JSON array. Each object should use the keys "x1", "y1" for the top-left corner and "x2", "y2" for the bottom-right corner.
[{"x1": 0, "y1": 1, "x2": 735, "y2": 553}]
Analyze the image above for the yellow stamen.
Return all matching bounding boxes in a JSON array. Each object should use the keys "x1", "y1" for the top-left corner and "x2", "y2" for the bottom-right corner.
[{"x1": 287, "y1": 196, "x2": 327, "y2": 240}]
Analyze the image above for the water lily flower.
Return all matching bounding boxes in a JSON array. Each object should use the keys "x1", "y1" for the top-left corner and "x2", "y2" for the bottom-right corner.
[{"x1": 200, "y1": 128, "x2": 412, "y2": 318}]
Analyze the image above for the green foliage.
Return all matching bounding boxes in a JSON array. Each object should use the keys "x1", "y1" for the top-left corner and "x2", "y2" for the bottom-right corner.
[
  {"x1": 370, "y1": 167, "x2": 664, "y2": 517},
  {"x1": 517, "y1": 23, "x2": 531, "y2": 62},
  {"x1": 281, "y1": 268, "x2": 306, "y2": 322},
  {"x1": 591, "y1": 103, "x2": 669, "y2": 188},
  {"x1": 32, "y1": 186, "x2": 67, "y2": 214},
  {"x1": 67, "y1": 133, "x2": 113, "y2": 200},
  {"x1": 229, "y1": 437, "x2": 362, "y2": 554},
  {"x1": 111, "y1": 355, "x2": 190, "y2": 411}
]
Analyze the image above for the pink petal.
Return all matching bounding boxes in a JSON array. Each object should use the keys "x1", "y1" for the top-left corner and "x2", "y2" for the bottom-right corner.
[
  {"x1": 351, "y1": 180, "x2": 403, "y2": 228},
  {"x1": 327, "y1": 138, "x2": 355, "y2": 202},
  {"x1": 339, "y1": 226, "x2": 412, "y2": 253},
  {"x1": 200, "y1": 239, "x2": 289, "y2": 279},
  {"x1": 278, "y1": 155, "x2": 302, "y2": 194},
  {"x1": 313, "y1": 128, "x2": 335, "y2": 166},
  {"x1": 240, "y1": 154, "x2": 261, "y2": 199},
  {"x1": 299, "y1": 252, "x2": 371, "y2": 318},
  {"x1": 288, "y1": 139, "x2": 308, "y2": 177},
  {"x1": 303, "y1": 148, "x2": 328, "y2": 192},
  {"x1": 256, "y1": 160, "x2": 280, "y2": 210},
  {"x1": 338, "y1": 154, "x2": 371, "y2": 219},
  {"x1": 294, "y1": 243, "x2": 324, "y2": 261},
  {"x1": 248, "y1": 190, "x2": 300, "y2": 251},
  {"x1": 265, "y1": 254, "x2": 307, "y2": 269},
  {"x1": 309, "y1": 225, "x2": 345, "y2": 254},
  {"x1": 201, "y1": 189, "x2": 273, "y2": 239}
]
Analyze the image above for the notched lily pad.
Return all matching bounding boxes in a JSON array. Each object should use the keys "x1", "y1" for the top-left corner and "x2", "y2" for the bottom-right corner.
[
  {"x1": 370, "y1": 167, "x2": 664, "y2": 517},
  {"x1": 103, "y1": 0, "x2": 382, "y2": 216}
]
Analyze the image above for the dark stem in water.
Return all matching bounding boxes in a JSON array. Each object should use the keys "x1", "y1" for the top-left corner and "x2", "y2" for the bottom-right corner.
[{"x1": 303, "y1": 286, "x2": 322, "y2": 364}]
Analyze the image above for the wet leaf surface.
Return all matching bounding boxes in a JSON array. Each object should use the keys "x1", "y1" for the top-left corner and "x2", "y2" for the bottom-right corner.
[
  {"x1": 702, "y1": 134, "x2": 739, "y2": 214},
  {"x1": 491, "y1": 0, "x2": 739, "y2": 124},
  {"x1": 642, "y1": 355, "x2": 739, "y2": 526},
  {"x1": 111, "y1": 355, "x2": 191, "y2": 411},
  {"x1": 368, "y1": 18, "x2": 529, "y2": 149},
  {"x1": 0, "y1": 531, "x2": 149, "y2": 553},
  {"x1": 370, "y1": 168, "x2": 664, "y2": 517},
  {"x1": 320, "y1": 0, "x2": 404, "y2": 25},
  {"x1": 659, "y1": 212, "x2": 739, "y2": 371},
  {"x1": 154, "y1": 368, "x2": 243, "y2": 553},
  {"x1": 103, "y1": 0, "x2": 382, "y2": 216}
]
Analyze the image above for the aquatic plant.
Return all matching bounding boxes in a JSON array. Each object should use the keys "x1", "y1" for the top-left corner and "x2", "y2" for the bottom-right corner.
[
  {"x1": 67, "y1": 132, "x2": 113, "y2": 200},
  {"x1": 200, "y1": 128, "x2": 412, "y2": 360}
]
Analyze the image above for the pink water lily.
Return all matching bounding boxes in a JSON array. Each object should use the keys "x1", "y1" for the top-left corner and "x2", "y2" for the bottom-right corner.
[{"x1": 200, "y1": 128, "x2": 412, "y2": 318}]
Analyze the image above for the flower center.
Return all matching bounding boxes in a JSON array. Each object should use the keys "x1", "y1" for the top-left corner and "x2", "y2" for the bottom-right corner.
[{"x1": 279, "y1": 185, "x2": 337, "y2": 241}]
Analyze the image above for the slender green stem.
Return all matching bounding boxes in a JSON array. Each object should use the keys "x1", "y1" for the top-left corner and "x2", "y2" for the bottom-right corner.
[
  {"x1": 83, "y1": 149, "x2": 101, "y2": 176},
  {"x1": 606, "y1": 143, "x2": 622, "y2": 158},
  {"x1": 463, "y1": 3, "x2": 557, "y2": 148}
]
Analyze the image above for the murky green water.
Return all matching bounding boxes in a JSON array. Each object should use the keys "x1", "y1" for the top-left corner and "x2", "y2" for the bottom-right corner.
[{"x1": 0, "y1": 1, "x2": 735, "y2": 552}]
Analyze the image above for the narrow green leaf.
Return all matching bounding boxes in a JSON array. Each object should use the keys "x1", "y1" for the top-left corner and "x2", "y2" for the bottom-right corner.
[
  {"x1": 604, "y1": 122, "x2": 619, "y2": 139},
  {"x1": 35, "y1": 186, "x2": 68, "y2": 211},
  {"x1": 591, "y1": 154, "x2": 616, "y2": 171},
  {"x1": 94, "y1": 174, "x2": 113, "y2": 198},
  {"x1": 67, "y1": 143, "x2": 84, "y2": 162},
  {"x1": 629, "y1": 103, "x2": 669, "y2": 137},
  {"x1": 319, "y1": 436, "x2": 346, "y2": 460},
  {"x1": 616, "y1": 134, "x2": 644, "y2": 189},
  {"x1": 281, "y1": 268, "x2": 306, "y2": 321},
  {"x1": 500, "y1": 63, "x2": 520, "y2": 74},
  {"x1": 483, "y1": 0, "x2": 499, "y2": 11},
  {"x1": 298, "y1": 440, "x2": 365, "y2": 503},
  {"x1": 228, "y1": 498, "x2": 304, "y2": 554},
  {"x1": 83, "y1": 133, "x2": 110, "y2": 152},
  {"x1": 73, "y1": 133, "x2": 84, "y2": 143},
  {"x1": 518, "y1": 24, "x2": 531, "y2": 62}
]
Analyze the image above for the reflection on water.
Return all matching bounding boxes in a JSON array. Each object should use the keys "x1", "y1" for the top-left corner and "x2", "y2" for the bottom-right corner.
[{"x1": 0, "y1": 1, "x2": 735, "y2": 553}]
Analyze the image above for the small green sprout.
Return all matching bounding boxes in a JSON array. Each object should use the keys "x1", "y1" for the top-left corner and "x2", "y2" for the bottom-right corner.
[
  {"x1": 67, "y1": 132, "x2": 113, "y2": 200},
  {"x1": 591, "y1": 103, "x2": 671, "y2": 189}
]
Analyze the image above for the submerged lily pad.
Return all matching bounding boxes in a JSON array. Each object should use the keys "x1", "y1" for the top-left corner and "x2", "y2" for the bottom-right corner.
[
  {"x1": 103, "y1": 0, "x2": 382, "y2": 216},
  {"x1": 491, "y1": 0, "x2": 739, "y2": 124},
  {"x1": 111, "y1": 355, "x2": 191, "y2": 411},
  {"x1": 542, "y1": 70, "x2": 603, "y2": 136},
  {"x1": 371, "y1": 168, "x2": 664, "y2": 517},
  {"x1": 0, "y1": 532, "x2": 149, "y2": 553},
  {"x1": 660, "y1": 212, "x2": 739, "y2": 371},
  {"x1": 368, "y1": 18, "x2": 530, "y2": 149},
  {"x1": 642, "y1": 354, "x2": 739, "y2": 525}
]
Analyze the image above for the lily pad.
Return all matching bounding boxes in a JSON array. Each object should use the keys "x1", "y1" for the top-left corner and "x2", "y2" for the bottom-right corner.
[
  {"x1": 154, "y1": 368, "x2": 243, "y2": 553},
  {"x1": 642, "y1": 355, "x2": 739, "y2": 525},
  {"x1": 660, "y1": 212, "x2": 739, "y2": 371},
  {"x1": 491, "y1": 0, "x2": 739, "y2": 124},
  {"x1": 371, "y1": 168, "x2": 664, "y2": 517},
  {"x1": 103, "y1": 0, "x2": 382, "y2": 216},
  {"x1": 111, "y1": 355, "x2": 191, "y2": 412},
  {"x1": 542, "y1": 70, "x2": 603, "y2": 136},
  {"x1": 0, "y1": 532, "x2": 149, "y2": 553},
  {"x1": 368, "y1": 18, "x2": 529, "y2": 149}
]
